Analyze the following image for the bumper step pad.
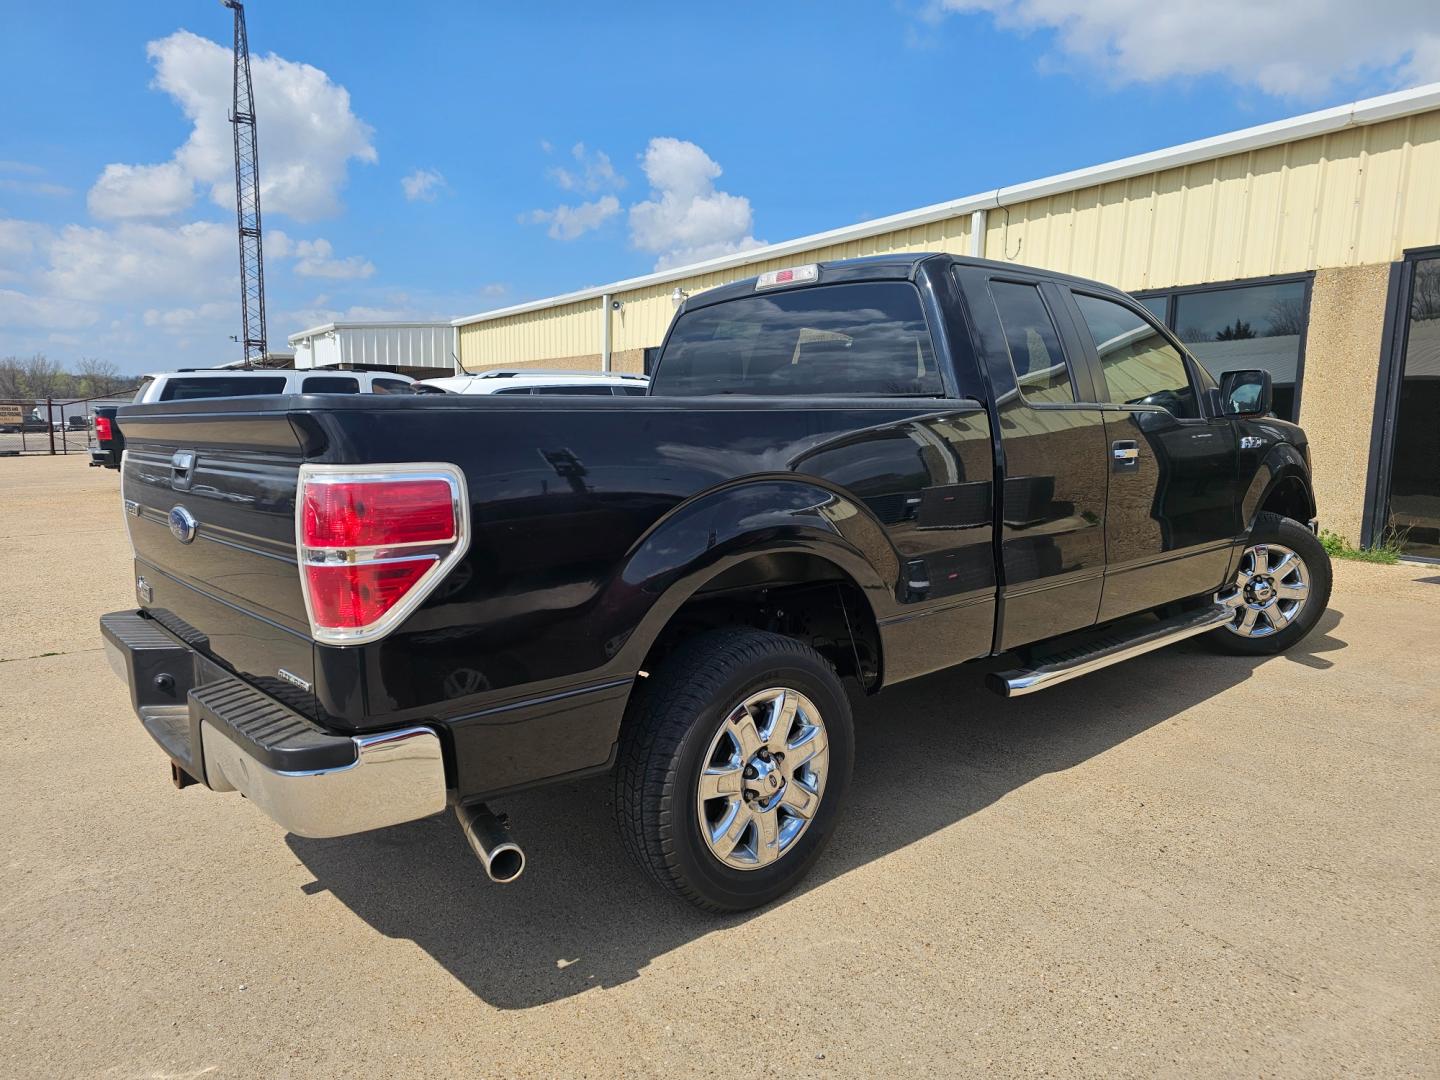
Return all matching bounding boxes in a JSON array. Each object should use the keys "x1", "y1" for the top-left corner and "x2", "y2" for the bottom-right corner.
[{"x1": 190, "y1": 678, "x2": 356, "y2": 772}]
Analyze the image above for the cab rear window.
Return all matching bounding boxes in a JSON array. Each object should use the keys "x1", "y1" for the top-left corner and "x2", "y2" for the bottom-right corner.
[
  {"x1": 652, "y1": 282, "x2": 942, "y2": 397},
  {"x1": 159, "y1": 377, "x2": 288, "y2": 401}
]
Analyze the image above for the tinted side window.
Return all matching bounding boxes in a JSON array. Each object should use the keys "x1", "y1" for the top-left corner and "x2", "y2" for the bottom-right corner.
[
  {"x1": 302, "y1": 376, "x2": 359, "y2": 393},
  {"x1": 989, "y1": 281, "x2": 1075, "y2": 404},
  {"x1": 371, "y1": 378, "x2": 412, "y2": 394},
  {"x1": 614, "y1": 385, "x2": 648, "y2": 396},
  {"x1": 531, "y1": 384, "x2": 615, "y2": 395},
  {"x1": 653, "y1": 282, "x2": 941, "y2": 397},
  {"x1": 492, "y1": 386, "x2": 533, "y2": 395},
  {"x1": 1073, "y1": 294, "x2": 1198, "y2": 419},
  {"x1": 159, "y1": 377, "x2": 288, "y2": 401}
]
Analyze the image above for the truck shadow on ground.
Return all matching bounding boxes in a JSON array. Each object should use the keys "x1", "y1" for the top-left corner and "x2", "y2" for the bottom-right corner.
[{"x1": 287, "y1": 609, "x2": 1346, "y2": 1010}]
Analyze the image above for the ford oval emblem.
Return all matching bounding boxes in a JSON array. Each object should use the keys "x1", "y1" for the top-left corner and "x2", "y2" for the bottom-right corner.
[{"x1": 168, "y1": 505, "x2": 198, "y2": 544}]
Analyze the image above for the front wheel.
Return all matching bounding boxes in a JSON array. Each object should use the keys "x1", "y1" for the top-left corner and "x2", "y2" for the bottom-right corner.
[
  {"x1": 1207, "y1": 511, "x2": 1332, "y2": 655},
  {"x1": 613, "y1": 628, "x2": 854, "y2": 912}
]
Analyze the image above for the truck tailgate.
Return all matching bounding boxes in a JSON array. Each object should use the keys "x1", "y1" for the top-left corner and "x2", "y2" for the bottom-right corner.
[{"x1": 118, "y1": 405, "x2": 315, "y2": 713}]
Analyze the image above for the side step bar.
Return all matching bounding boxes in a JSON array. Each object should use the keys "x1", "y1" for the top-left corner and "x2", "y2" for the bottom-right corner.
[{"x1": 988, "y1": 603, "x2": 1234, "y2": 698}]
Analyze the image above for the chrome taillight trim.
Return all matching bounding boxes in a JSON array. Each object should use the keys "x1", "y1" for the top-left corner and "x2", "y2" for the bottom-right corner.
[{"x1": 295, "y1": 462, "x2": 471, "y2": 646}]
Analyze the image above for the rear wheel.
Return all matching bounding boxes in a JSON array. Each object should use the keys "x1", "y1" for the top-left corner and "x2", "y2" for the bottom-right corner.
[
  {"x1": 613, "y1": 628, "x2": 854, "y2": 912},
  {"x1": 1208, "y1": 512, "x2": 1331, "y2": 655}
]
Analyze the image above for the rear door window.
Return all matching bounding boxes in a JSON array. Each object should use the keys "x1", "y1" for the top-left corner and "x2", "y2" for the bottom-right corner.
[
  {"x1": 653, "y1": 282, "x2": 942, "y2": 396},
  {"x1": 989, "y1": 281, "x2": 1075, "y2": 404},
  {"x1": 158, "y1": 377, "x2": 288, "y2": 401},
  {"x1": 532, "y1": 384, "x2": 615, "y2": 395},
  {"x1": 371, "y1": 378, "x2": 412, "y2": 394}
]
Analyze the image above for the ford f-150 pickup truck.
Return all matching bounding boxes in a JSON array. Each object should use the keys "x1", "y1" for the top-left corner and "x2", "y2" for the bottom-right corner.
[{"x1": 102, "y1": 254, "x2": 1331, "y2": 911}]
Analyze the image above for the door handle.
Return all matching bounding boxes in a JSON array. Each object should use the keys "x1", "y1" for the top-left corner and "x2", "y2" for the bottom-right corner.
[{"x1": 1111, "y1": 440, "x2": 1139, "y2": 461}]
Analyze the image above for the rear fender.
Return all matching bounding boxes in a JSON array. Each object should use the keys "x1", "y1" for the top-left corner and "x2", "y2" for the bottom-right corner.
[{"x1": 605, "y1": 479, "x2": 897, "y2": 673}]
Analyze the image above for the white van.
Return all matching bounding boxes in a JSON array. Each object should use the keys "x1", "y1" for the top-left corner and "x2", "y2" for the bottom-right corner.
[
  {"x1": 133, "y1": 368, "x2": 417, "y2": 403},
  {"x1": 419, "y1": 370, "x2": 649, "y2": 396}
]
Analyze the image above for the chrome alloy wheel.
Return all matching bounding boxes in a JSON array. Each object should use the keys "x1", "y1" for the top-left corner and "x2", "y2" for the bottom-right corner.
[
  {"x1": 1218, "y1": 542, "x2": 1311, "y2": 638},
  {"x1": 695, "y1": 687, "x2": 830, "y2": 871}
]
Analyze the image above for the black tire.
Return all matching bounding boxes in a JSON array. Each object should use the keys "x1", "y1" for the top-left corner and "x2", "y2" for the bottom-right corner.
[
  {"x1": 613, "y1": 628, "x2": 854, "y2": 912},
  {"x1": 1206, "y1": 511, "x2": 1332, "y2": 655}
]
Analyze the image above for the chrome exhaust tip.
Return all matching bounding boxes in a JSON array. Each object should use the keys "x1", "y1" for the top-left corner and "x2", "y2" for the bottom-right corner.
[{"x1": 455, "y1": 803, "x2": 526, "y2": 883}]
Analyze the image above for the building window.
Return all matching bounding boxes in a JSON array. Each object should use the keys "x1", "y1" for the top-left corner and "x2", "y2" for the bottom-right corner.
[{"x1": 1134, "y1": 275, "x2": 1311, "y2": 422}]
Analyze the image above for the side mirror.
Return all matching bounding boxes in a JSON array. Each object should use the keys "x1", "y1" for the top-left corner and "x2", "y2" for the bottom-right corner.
[{"x1": 1220, "y1": 369, "x2": 1273, "y2": 417}]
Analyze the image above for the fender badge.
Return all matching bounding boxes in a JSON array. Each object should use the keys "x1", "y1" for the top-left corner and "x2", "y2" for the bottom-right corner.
[
  {"x1": 277, "y1": 668, "x2": 312, "y2": 692},
  {"x1": 168, "y1": 505, "x2": 198, "y2": 543}
]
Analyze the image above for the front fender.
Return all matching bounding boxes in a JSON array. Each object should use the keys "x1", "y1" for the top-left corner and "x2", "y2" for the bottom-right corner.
[
  {"x1": 601, "y1": 478, "x2": 898, "y2": 672},
  {"x1": 1240, "y1": 441, "x2": 1315, "y2": 529}
]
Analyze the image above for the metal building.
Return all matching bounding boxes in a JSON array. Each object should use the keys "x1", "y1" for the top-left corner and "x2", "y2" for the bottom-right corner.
[
  {"x1": 454, "y1": 83, "x2": 1440, "y2": 557},
  {"x1": 288, "y1": 322, "x2": 455, "y2": 376}
]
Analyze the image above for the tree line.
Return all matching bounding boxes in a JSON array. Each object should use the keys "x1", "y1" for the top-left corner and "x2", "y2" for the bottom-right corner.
[{"x1": 0, "y1": 355, "x2": 137, "y2": 401}]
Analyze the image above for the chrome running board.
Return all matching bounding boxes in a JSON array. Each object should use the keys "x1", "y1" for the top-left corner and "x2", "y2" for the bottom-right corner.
[{"x1": 987, "y1": 603, "x2": 1234, "y2": 698}]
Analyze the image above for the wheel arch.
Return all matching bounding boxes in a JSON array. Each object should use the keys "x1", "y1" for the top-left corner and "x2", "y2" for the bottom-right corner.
[
  {"x1": 607, "y1": 478, "x2": 897, "y2": 689},
  {"x1": 1242, "y1": 443, "x2": 1316, "y2": 530}
]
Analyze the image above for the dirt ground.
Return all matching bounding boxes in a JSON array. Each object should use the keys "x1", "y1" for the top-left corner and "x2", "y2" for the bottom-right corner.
[{"x1": 2, "y1": 454, "x2": 1437, "y2": 1079}]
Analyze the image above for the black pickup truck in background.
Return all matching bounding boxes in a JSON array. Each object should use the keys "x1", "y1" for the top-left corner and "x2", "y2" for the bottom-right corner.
[{"x1": 101, "y1": 254, "x2": 1331, "y2": 911}]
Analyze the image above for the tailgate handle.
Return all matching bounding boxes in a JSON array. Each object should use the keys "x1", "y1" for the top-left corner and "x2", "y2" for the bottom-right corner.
[{"x1": 171, "y1": 450, "x2": 196, "y2": 489}]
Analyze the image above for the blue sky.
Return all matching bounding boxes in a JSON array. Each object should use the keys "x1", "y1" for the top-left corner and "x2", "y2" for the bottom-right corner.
[{"x1": 3, "y1": 1, "x2": 1438, "y2": 374}]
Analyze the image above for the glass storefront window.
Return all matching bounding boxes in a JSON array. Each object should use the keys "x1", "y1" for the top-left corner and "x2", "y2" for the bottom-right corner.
[
  {"x1": 1135, "y1": 277, "x2": 1310, "y2": 422},
  {"x1": 1172, "y1": 281, "x2": 1308, "y2": 421},
  {"x1": 1388, "y1": 257, "x2": 1440, "y2": 558}
]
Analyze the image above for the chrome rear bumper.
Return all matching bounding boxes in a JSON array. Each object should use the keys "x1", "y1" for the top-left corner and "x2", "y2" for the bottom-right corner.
[
  {"x1": 101, "y1": 609, "x2": 448, "y2": 837},
  {"x1": 201, "y1": 721, "x2": 447, "y2": 838}
]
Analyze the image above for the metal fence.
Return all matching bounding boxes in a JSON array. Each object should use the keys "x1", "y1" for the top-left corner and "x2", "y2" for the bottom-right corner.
[{"x1": 0, "y1": 392, "x2": 138, "y2": 457}]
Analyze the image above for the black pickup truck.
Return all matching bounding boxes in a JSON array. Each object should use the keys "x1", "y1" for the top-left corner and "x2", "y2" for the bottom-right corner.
[{"x1": 102, "y1": 254, "x2": 1331, "y2": 911}]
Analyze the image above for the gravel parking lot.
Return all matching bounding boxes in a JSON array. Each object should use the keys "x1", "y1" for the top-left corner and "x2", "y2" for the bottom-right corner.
[{"x1": 2, "y1": 454, "x2": 1437, "y2": 1079}]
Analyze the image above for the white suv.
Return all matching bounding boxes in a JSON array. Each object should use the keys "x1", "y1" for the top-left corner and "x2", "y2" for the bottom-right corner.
[
  {"x1": 133, "y1": 368, "x2": 417, "y2": 403},
  {"x1": 418, "y1": 370, "x2": 649, "y2": 396}
]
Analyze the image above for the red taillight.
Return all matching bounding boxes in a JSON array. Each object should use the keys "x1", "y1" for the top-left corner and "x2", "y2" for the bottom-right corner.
[
  {"x1": 95, "y1": 416, "x2": 113, "y2": 442},
  {"x1": 304, "y1": 559, "x2": 435, "y2": 629},
  {"x1": 296, "y1": 466, "x2": 468, "y2": 644},
  {"x1": 302, "y1": 478, "x2": 455, "y2": 548}
]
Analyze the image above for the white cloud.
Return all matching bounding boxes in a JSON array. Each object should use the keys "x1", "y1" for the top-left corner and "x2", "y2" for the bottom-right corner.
[
  {"x1": 87, "y1": 162, "x2": 193, "y2": 219},
  {"x1": 927, "y1": 0, "x2": 1440, "y2": 97},
  {"x1": 290, "y1": 238, "x2": 375, "y2": 280},
  {"x1": 0, "y1": 219, "x2": 51, "y2": 264},
  {"x1": 142, "y1": 301, "x2": 232, "y2": 331},
  {"x1": 43, "y1": 221, "x2": 234, "y2": 303},
  {"x1": 0, "y1": 289, "x2": 100, "y2": 330},
  {"x1": 628, "y1": 137, "x2": 762, "y2": 270},
  {"x1": 522, "y1": 195, "x2": 621, "y2": 240},
  {"x1": 548, "y1": 143, "x2": 625, "y2": 193},
  {"x1": 0, "y1": 178, "x2": 72, "y2": 198},
  {"x1": 401, "y1": 168, "x2": 447, "y2": 202},
  {"x1": 0, "y1": 162, "x2": 71, "y2": 198},
  {"x1": 87, "y1": 29, "x2": 376, "y2": 223}
]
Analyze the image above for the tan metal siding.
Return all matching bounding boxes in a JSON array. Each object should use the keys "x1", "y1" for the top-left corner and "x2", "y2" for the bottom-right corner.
[
  {"x1": 983, "y1": 113, "x2": 1440, "y2": 291},
  {"x1": 458, "y1": 298, "x2": 598, "y2": 369},
  {"x1": 459, "y1": 109, "x2": 1440, "y2": 366}
]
